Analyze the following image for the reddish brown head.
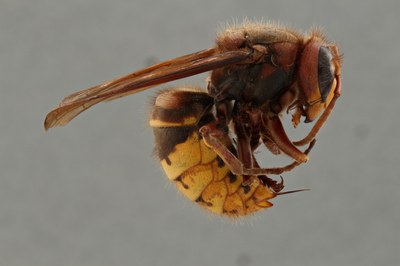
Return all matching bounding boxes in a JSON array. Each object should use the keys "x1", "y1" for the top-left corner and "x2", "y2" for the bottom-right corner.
[{"x1": 298, "y1": 34, "x2": 342, "y2": 122}]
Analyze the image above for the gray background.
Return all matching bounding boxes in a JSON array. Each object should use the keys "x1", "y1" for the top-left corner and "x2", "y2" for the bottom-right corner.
[{"x1": 1, "y1": 0, "x2": 399, "y2": 265}]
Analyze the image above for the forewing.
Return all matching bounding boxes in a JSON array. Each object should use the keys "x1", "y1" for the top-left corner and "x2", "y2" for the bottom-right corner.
[{"x1": 44, "y1": 48, "x2": 253, "y2": 130}]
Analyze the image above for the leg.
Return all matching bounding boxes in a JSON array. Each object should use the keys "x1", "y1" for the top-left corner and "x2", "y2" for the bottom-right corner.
[
  {"x1": 262, "y1": 114, "x2": 309, "y2": 163},
  {"x1": 199, "y1": 124, "x2": 315, "y2": 176}
]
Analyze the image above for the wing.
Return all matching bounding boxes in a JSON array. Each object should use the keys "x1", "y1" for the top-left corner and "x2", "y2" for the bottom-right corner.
[{"x1": 44, "y1": 48, "x2": 254, "y2": 130}]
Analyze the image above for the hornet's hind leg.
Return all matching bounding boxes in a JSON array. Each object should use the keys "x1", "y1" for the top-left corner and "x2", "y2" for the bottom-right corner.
[{"x1": 199, "y1": 123, "x2": 315, "y2": 177}]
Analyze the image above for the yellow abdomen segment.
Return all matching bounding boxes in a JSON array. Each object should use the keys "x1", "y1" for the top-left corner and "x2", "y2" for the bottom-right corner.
[{"x1": 161, "y1": 131, "x2": 276, "y2": 216}]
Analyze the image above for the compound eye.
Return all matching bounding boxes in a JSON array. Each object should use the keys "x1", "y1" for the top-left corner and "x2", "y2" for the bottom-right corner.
[{"x1": 318, "y1": 46, "x2": 335, "y2": 102}]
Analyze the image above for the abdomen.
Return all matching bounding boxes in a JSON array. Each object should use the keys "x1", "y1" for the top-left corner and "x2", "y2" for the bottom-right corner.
[{"x1": 149, "y1": 88, "x2": 276, "y2": 216}]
